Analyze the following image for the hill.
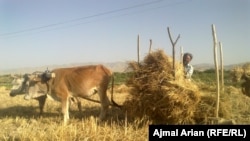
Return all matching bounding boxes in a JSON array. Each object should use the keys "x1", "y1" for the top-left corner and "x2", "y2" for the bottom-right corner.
[
  {"x1": 0, "y1": 61, "x2": 249, "y2": 75},
  {"x1": 193, "y1": 62, "x2": 250, "y2": 71},
  {"x1": 0, "y1": 62, "x2": 129, "y2": 75}
]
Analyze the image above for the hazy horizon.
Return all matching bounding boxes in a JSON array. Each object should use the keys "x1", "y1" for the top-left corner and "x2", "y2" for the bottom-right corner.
[{"x1": 0, "y1": 60, "x2": 248, "y2": 72}]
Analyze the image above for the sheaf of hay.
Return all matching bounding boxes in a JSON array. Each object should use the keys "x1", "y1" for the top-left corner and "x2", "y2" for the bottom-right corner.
[
  {"x1": 193, "y1": 93, "x2": 232, "y2": 124},
  {"x1": 122, "y1": 49, "x2": 201, "y2": 124}
]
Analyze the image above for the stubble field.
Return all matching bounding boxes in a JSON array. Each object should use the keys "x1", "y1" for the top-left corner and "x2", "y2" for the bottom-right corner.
[
  {"x1": 0, "y1": 70, "x2": 250, "y2": 141},
  {"x1": 0, "y1": 84, "x2": 150, "y2": 141}
]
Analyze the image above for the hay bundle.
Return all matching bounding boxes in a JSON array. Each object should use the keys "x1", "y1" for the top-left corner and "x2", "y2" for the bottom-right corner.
[
  {"x1": 123, "y1": 49, "x2": 200, "y2": 124},
  {"x1": 193, "y1": 94, "x2": 231, "y2": 124}
]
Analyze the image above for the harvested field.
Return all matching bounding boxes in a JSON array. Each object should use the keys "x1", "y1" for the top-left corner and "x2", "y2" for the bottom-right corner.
[{"x1": 0, "y1": 50, "x2": 250, "y2": 140}]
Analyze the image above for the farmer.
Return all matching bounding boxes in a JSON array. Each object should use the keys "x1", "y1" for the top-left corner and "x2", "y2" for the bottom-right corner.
[{"x1": 183, "y1": 52, "x2": 194, "y2": 80}]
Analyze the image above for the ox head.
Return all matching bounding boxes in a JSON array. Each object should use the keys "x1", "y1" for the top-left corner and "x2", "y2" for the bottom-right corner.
[
  {"x1": 9, "y1": 72, "x2": 44, "y2": 97},
  {"x1": 9, "y1": 74, "x2": 30, "y2": 97},
  {"x1": 24, "y1": 70, "x2": 56, "y2": 100}
]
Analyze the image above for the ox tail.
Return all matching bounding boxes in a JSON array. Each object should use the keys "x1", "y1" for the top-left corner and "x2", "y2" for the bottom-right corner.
[{"x1": 111, "y1": 74, "x2": 122, "y2": 109}]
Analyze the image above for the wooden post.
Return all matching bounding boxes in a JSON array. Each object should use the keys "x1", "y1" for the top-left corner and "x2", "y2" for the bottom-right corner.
[
  {"x1": 180, "y1": 46, "x2": 183, "y2": 64},
  {"x1": 167, "y1": 27, "x2": 180, "y2": 80},
  {"x1": 212, "y1": 24, "x2": 220, "y2": 118},
  {"x1": 219, "y1": 42, "x2": 224, "y2": 93},
  {"x1": 148, "y1": 39, "x2": 152, "y2": 54},
  {"x1": 137, "y1": 34, "x2": 140, "y2": 65}
]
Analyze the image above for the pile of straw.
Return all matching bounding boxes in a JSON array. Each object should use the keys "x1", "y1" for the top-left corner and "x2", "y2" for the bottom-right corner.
[
  {"x1": 193, "y1": 93, "x2": 232, "y2": 124},
  {"x1": 123, "y1": 49, "x2": 200, "y2": 124}
]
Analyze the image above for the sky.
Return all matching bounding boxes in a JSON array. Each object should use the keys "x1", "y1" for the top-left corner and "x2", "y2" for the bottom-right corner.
[{"x1": 0, "y1": 0, "x2": 249, "y2": 70}]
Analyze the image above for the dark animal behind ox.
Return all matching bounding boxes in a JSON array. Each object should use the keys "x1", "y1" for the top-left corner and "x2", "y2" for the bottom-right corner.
[
  {"x1": 241, "y1": 74, "x2": 250, "y2": 97},
  {"x1": 26, "y1": 65, "x2": 121, "y2": 125},
  {"x1": 231, "y1": 63, "x2": 250, "y2": 97}
]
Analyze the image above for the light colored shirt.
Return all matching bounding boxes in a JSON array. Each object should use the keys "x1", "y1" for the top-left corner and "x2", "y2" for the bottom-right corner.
[{"x1": 184, "y1": 64, "x2": 194, "y2": 80}]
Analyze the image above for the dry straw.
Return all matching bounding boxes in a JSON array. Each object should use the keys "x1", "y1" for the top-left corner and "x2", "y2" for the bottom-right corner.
[
  {"x1": 123, "y1": 49, "x2": 201, "y2": 124},
  {"x1": 121, "y1": 49, "x2": 246, "y2": 124}
]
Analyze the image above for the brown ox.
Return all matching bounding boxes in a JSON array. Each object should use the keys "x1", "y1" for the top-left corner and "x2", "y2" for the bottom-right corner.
[
  {"x1": 9, "y1": 72, "x2": 82, "y2": 114},
  {"x1": 25, "y1": 65, "x2": 121, "y2": 124}
]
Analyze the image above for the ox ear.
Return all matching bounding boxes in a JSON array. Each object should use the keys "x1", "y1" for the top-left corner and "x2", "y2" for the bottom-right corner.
[
  {"x1": 45, "y1": 72, "x2": 56, "y2": 78},
  {"x1": 51, "y1": 73, "x2": 56, "y2": 78}
]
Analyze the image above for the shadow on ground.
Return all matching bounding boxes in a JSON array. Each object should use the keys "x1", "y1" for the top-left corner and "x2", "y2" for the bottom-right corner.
[{"x1": 0, "y1": 104, "x2": 126, "y2": 123}]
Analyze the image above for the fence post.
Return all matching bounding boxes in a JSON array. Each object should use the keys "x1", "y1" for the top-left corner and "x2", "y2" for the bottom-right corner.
[
  {"x1": 137, "y1": 34, "x2": 140, "y2": 65},
  {"x1": 212, "y1": 24, "x2": 220, "y2": 118},
  {"x1": 180, "y1": 46, "x2": 183, "y2": 64},
  {"x1": 219, "y1": 42, "x2": 224, "y2": 93},
  {"x1": 149, "y1": 39, "x2": 152, "y2": 54},
  {"x1": 167, "y1": 27, "x2": 180, "y2": 80}
]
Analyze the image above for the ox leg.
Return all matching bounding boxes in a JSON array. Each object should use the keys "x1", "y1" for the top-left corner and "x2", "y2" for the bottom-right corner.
[
  {"x1": 36, "y1": 95, "x2": 47, "y2": 115},
  {"x1": 69, "y1": 97, "x2": 82, "y2": 112},
  {"x1": 98, "y1": 89, "x2": 110, "y2": 121},
  {"x1": 76, "y1": 97, "x2": 82, "y2": 112},
  {"x1": 77, "y1": 100, "x2": 82, "y2": 112},
  {"x1": 61, "y1": 96, "x2": 70, "y2": 125}
]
